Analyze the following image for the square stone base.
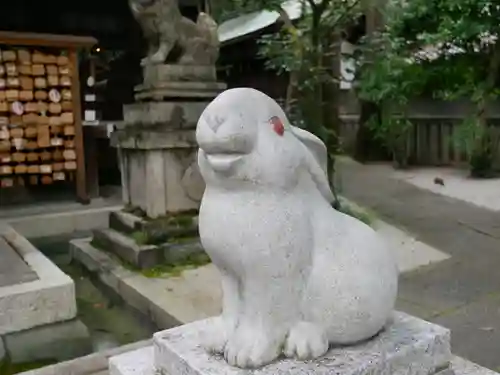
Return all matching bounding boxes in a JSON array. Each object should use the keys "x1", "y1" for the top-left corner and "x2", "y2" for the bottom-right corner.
[
  {"x1": 110, "y1": 312, "x2": 452, "y2": 375},
  {"x1": 116, "y1": 146, "x2": 204, "y2": 218},
  {"x1": 109, "y1": 349, "x2": 499, "y2": 375}
]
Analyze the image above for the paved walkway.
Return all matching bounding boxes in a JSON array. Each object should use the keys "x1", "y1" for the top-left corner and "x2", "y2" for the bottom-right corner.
[
  {"x1": 0, "y1": 193, "x2": 121, "y2": 221},
  {"x1": 337, "y1": 157, "x2": 500, "y2": 371}
]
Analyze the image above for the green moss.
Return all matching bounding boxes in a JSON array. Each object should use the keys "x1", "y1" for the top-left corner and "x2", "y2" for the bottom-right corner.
[
  {"x1": 90, "y1": 238, "x2": 106, "y2": 251},
  {"x1": 170, "y1": 215, "x2": 194, "y2": 228},
  {"x1": 90, "y1": 239, "x2": 137, "y2": 272},
  {"x1": 168, "y1": 236, "x2": 199, "y2": 245},
  {"x1": 122, "y1": 205, "x2": 147, "y2": 218},
  {"x1": 140, "y1": 252, "x2": 211, "y2": 278},
  {"x1": 143, "y1": 210, "x2": 197, "y2": 224},
  {"x1": 122, "y1": 211, "x2": 198, "y2": 246},
  {"x1": 92, "y1": 232, "x2": 209, "y2": 278},
  {"x1": 127, "y1": 229, "x2": 197, "y2": 247},
  {"x1": 130, "y1": 231, "x2": 149, "y2": 245}
]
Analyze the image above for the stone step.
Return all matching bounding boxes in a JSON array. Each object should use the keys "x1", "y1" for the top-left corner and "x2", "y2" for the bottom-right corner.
[
  {"x1": 162, "y1": 241, "x2": 205, "y2": 266},
  {"x1": 109, "y1": 210, "x2": 199, "y2": 245},
  {"x1": 109, "y1": 211, "x2": 143, "y2": 235},
  {"x1": 92, "y1": 228, "x2": 162, "y2": 270}
]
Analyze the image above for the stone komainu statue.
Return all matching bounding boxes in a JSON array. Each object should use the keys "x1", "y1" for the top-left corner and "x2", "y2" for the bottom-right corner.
[{"x1": 129, "y1": 0, "x2": 220, "y2": 66}]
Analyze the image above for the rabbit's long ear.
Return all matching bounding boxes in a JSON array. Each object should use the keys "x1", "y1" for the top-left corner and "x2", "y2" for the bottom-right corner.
[
  {"x1": 291, "y1": 126, "x2": 328, "y2": 174},
  {"x1": 291, "y1": 126, "x2": 335, "y2": 203}
]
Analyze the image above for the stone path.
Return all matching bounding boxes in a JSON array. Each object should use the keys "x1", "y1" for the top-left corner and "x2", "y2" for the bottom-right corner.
[
  {"x1": 389, "y1": 166, "x2": 500, "y2": 212},
  {"x1": 0, "y1": 194, "x2": 121, "y2": 221},
  {"x1": 0, "y1": 236, "x2": 37, "y2": 287},
  {"x1": 337, "y1": 157, "x2": 500, "y2": 371}
]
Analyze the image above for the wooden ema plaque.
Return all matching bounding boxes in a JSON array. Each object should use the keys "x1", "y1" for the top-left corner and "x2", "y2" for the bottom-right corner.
[{"x1": 0, "y1": 32, "x2": 96, "y2": 202}]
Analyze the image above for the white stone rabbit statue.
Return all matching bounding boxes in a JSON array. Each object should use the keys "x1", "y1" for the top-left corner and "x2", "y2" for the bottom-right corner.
[{"x1": 196, "y1": 88, "x2": 398, "y2": 369}]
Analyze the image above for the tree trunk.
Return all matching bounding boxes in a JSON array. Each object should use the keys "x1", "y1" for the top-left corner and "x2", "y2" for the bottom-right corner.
[
  {"x1": 355, "y1": 101, "x2": 382, "y2": 161},
  {"x1": 322, "y1": 32, "x2": 340, "y2": 148},
  {"x1": 277, "y1": 7, "x2": 300, "y2": 113},
  {"x1": 309, "y1": 9, "x2": 324, "y2": 130},
  {"x1": 354, "y1": 0, "x2": 384, "y2": 162},
  {"x1": 477, "y1": 42, "x2": 500, "y2": 128}
]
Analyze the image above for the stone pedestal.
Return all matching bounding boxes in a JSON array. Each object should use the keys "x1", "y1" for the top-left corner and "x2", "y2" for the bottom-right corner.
[
  {"x1": 109, "y1": 312, "x2": 455, "y2": 375},
  {"x1": 112, "y1": 129, "x2": 204, "y2": 218},
  {"x1": 111, "y1": 64, "x2": 226, "y2": 218}
]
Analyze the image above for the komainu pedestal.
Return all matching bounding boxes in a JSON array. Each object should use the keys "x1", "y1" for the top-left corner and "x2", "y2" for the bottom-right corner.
[
  {"x1": 116, "y1": 0, "x2": 223, "y2": 218},
  {"x1": 111, "y1": 64, "x2": 226, "y2": 218}
]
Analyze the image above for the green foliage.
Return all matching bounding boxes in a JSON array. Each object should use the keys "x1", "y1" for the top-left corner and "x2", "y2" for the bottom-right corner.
[
  {"x1": 357, "y1": 0, "x2": 500, "y2": 174},
  {"x1": 356, "y1": 32, "x2": 421, "y2": 167},
  {"x1": 215, "y1": 0, "x2": 361, "y2": 208},
  {"x1": 454, "y1": 117, "x2": 500, "y2": 177},
  {"x1": 367, "y1": 114, "x2": 413, "y2": 168},
  {"x1": 131, "y1": 230, "x2": 149, "y2": 245},
  {"x1": 259, "y1": 0, "x2": 361, "y2": 135}
]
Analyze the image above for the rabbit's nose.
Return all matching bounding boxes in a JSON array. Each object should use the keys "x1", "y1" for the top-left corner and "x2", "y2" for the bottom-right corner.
[{"x1": 208, "y1": 116, "x2": 225, "y2": 133}]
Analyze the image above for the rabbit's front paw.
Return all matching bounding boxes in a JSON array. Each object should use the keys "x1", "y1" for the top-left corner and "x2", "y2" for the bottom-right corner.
[
  {"x1": 224, "y1": 324, "x2": 284, "y2": 368},
  {"x1": 284, "y1": 322, "x2": 329, "y2": 360},
  {"x1": 200, "y1": 316, "x2": 235, "y2": 354}
]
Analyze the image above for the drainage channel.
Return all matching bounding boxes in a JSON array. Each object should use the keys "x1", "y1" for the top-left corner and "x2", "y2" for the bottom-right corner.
[{"x1": 4, "y1": 235, "x2": 158, "y2": 375}]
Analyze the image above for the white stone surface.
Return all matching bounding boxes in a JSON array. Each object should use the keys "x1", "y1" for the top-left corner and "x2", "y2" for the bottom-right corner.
[
  {"x1": 196, "y1": 88, "x2": 398, "y2": 368},
  {"x1": 109, "y1": 347, "x2": 154, "y2": 375},
  {"x1": 151, "y1": 312, "x2": 449, "y2": 375},
  {"x1": 0, "y1": 225, "x2": 77, "y2": 334},
  {"x1": 388, "y1": 166, "x2": 500, "y2": 212}
]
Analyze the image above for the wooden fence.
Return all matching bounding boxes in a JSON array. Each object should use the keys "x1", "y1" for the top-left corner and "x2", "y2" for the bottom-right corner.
[{"x1": 339, "y1": 115, "x2": 500, "y2": 168}]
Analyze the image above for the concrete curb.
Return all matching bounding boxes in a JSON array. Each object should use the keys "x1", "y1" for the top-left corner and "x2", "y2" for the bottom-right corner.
[
  {"x1": 6, "y1": 205, "x2": 122, "y2": 239},
  {"x1": 0, "y1": 225, "x2": 76, "y2": 335},
  {"x1": 69, "y1": 238, "x2": 181, "y2": 330},
  {"x1": 17, "y1": 339, "x2": 151, "y2": 375}
]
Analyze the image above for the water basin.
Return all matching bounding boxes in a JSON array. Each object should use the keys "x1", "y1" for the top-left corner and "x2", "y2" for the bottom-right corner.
[{"x1": 3, "y1": 235, "x2": 157, "y2": 374}]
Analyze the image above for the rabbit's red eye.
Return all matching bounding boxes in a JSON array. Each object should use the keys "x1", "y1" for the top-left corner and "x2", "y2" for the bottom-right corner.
[{"x1": 269, "y1": 116, "x2": 285, "y2": 136}]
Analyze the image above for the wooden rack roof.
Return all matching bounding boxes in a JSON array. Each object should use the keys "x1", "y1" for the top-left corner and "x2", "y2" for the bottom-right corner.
[{"x1": 0, "y1": 31, "x2": 97, "y2": 49}]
